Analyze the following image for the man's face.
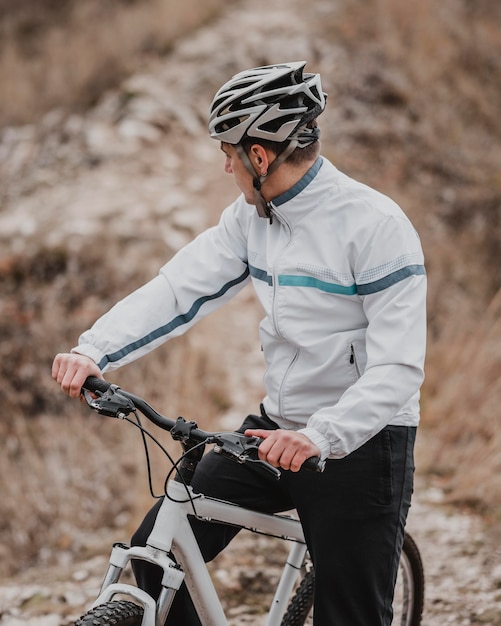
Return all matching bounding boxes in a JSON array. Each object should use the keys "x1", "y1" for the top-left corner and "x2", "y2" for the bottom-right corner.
[{"x1": 220, "y1": 143, "x2": 255, "y2": 204}]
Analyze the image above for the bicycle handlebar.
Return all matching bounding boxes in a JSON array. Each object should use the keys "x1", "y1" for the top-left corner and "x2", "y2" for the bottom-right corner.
[{"x1": 82, "y1": 376, "x2": 325, "y2": 475}]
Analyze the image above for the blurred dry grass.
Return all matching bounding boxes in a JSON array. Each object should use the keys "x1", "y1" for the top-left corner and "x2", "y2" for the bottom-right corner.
[
  {"x1": 0, "y1": 238, "x2": 232, "y2": 575},
  {"x1": 420, "y1": 289, "x2": 501, "y2": 514},
  {"x1": 0, "y1": 0, "x2": 225, "y2": 126},
  {"x1": 0, "y1": 0, "x2": 500, "y2": 577}
]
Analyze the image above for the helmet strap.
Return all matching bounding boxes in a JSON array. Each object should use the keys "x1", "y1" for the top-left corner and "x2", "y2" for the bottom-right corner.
[{"x1": 236, "y1": 140, "x2": 299, "y2": 223}]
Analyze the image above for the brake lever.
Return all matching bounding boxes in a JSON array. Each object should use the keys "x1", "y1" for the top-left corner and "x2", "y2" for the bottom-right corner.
[
  {"x1": 82, "y1": 386, "x2": 136, "y2": 418},
  {"x1": 245, "y1": 456, "x2": 281, "y2": 479},
  {"x1": 213, "y1": 433, "x2": 281, "y2": 479},
  {"x1": 242, "y1": 435, "x2": 282, "y2": 478}
]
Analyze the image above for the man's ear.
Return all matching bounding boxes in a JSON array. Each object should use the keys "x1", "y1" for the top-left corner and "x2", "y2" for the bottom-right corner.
[{"x1": 249, "y1": 144, "x2": 270, "y2": 176}]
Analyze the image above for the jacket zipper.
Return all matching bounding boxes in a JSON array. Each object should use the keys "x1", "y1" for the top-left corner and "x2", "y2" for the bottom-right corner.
[
  {"x1": 270, "y1": 206, "x2": 296, "y2": 416},
  {"x1": 270, "y1": 206, "x2": 292, "y2": 339}
]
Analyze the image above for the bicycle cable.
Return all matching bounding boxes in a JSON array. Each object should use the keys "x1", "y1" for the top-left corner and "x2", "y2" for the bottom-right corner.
[
  {"x1": 162, "y1": 441, "x2": 207, "y2": 508},
  {"x1": 122, "y1": 410, "x2": 204, "y2": 515},
  {"x1": 123, "y1": 409, "x2": 176, "y2": 499}
]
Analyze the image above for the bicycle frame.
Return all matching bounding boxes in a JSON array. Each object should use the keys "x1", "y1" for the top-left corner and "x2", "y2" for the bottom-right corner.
[{"x1": 92, "y1": 479, "x2": 308, "y2": 626}]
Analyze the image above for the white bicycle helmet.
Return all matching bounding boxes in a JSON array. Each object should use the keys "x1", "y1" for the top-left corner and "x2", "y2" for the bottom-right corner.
[
  {"x1": 209, "y1": 62, "x2": 327, "y2": 220},
  {"x1": 209, "y1": 61, "x2": 326, "y2": 146}
]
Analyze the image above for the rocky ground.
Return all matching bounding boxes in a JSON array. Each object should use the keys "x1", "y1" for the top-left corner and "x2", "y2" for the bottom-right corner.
[{"x1": 0, "y1": 0, "x2": 500, "y2": 623}]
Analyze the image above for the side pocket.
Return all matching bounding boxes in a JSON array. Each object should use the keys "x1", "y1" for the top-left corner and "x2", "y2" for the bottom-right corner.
[
  {"x1": 349, "y1": 343, "x2": 362, "y2": 378},
  {"x1": 381, "y1": 429, "x2": 393, "y2": 505}
]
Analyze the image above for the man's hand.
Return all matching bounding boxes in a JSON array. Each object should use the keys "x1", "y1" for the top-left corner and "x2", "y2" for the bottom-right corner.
[
  {"x1": 52, "y1": 353, "x2": 103, "y2": 398},
  {"x1": 244, "y1": 428, "x2": 321, "y2": 473}
]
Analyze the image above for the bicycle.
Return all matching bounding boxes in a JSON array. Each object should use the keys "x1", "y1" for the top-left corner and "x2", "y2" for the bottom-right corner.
[{"x1": 73, "y1": 376, "x2": 425, "y2": 626}]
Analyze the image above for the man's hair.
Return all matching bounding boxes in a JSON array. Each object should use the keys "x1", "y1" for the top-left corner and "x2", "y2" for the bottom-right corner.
[{"x1": 240, "y1": 119, "x2": 320, "y2": 167}]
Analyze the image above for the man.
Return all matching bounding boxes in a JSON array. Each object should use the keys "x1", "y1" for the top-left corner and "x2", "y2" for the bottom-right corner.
[{"x1": 53, "y1": 61, "x2": 426, "y2": 624}]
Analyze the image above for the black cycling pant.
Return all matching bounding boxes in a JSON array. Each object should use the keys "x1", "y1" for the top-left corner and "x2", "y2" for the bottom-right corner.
[{"x1": 131, "y1": 412, "x2": 416, "y2": 626}]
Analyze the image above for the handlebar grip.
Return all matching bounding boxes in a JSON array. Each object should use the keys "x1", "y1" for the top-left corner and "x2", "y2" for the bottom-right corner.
[
  {"x1": 83, "y1": 376, "x2": 111, "y2": 394},
  {"x1": 253, "y1": 437, "x2": 325, "y2": 473},
  {"x1": 302, "y1": 456, "x2": 326, "y2": 473}
]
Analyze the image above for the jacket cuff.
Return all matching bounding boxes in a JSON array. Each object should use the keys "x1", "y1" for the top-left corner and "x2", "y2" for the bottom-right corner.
[
  {"x1": 70, "y1": 346, "x2": 103, "y2": 369},
  {"x1": 297, "y1": 427, "x2": 331, "y2": 460}
]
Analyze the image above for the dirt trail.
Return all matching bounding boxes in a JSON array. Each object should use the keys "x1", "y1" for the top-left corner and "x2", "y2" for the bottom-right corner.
[{"x1": 0, "y1": 0, "x2": 500, "y2": 623}]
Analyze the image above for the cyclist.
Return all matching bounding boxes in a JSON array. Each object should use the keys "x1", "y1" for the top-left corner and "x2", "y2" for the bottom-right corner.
[{"x1": 53, "y1": 61, "x2": 427, "y2": 625}]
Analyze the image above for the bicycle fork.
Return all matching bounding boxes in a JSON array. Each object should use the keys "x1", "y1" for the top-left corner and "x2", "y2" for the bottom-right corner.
[
  {"x1": 91, "y1": 484, "x2": 194, "y2": 626},
  {"x1": 93, "y1": 542, "x2": 183, "y2": 626}
]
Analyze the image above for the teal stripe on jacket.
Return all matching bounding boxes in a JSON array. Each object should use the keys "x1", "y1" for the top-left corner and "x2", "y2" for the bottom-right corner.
[{"x1": 249, "y1": 264, "x2": 426, "y2": 296}]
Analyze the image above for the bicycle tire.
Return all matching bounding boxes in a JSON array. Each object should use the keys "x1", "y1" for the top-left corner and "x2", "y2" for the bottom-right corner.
[
  {"x1": 74, "y1": 600, "x2": 144, "y2": 626},
  {"x1": 281, "y1": 532, "x2": 424, "y2": 626},
  {"x1": 280, "y1": 566, "x2": 315, "y2": 626},
  {"x1": 398, "y1": 532, "x2": 425, "y2": 626}
]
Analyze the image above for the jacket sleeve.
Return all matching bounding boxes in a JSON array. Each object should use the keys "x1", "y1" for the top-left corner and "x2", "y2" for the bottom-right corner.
[
  {"x1": 300, "y1": 214, "x2": 427, "y2": 458},
  {"x1": 73, "y1": 203, "x2": 251, "y2": 371}
]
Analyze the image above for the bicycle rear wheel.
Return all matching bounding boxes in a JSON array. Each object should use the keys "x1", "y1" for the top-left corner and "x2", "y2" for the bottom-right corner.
[
  {"x1": 281, "y1": 532, "x2": 424, "y2": 626},
  {"x1": 394, "y1": 532, "x2": 425, "y2": 626},
  {"x1": 74, "y1": 600, "x2": 144, "y2": 625}
]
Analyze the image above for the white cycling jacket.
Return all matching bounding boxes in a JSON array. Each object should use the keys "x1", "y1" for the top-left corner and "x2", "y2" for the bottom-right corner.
[{"x1": 74, "y1": 157, "x2": 427, "y2": 459}]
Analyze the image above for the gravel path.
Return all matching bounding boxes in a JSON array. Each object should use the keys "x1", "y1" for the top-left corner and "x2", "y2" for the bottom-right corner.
[{"x1": 0, "y1": 0, "x2": 500, "y2": 623}]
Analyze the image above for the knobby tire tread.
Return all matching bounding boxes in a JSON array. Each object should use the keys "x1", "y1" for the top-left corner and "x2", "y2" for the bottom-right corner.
[
  {"x1": 74, "y1": 600, "x2": 144, "y2": 626},
  {"x1": 280, "y1": 568, "x2": 315, "y2": 626}
]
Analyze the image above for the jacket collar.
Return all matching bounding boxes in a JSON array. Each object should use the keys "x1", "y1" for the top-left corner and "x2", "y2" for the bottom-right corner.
[{"x1": 271, "y1": 157, "x2": 323, "y2": 207}]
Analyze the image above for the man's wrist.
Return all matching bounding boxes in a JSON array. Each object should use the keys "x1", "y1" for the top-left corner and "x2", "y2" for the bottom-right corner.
[{"x1": 297, "y1": 427, "x2": 330, "y2": 460}]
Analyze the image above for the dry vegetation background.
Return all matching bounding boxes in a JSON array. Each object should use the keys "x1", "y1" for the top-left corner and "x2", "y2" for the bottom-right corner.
[
  {"x1": 0, "y1": 0, "x2": 500, "y2": 579},
  {"x1": 0, "y1": 0, "x2": 225, "y2": 126}
]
